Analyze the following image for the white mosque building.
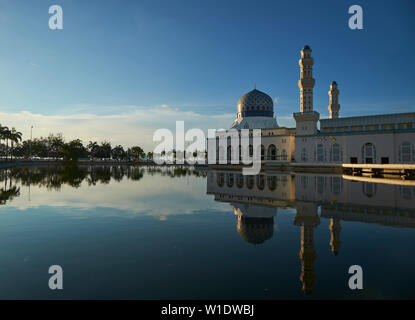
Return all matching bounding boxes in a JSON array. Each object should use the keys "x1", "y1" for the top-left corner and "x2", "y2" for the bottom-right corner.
[{"x1": 213, "y1": 45, "x2": 415, "y2": 165}]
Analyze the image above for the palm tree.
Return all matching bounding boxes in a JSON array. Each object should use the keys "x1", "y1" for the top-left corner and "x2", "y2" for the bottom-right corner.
[
  {"x1": 4, "y1": 127, "x2": 12, "y2": 161},
  {"x1": 0, "y1": 125, "x2": 7, "y2": 160},
  {"x1": 87, "y1": 141, "x2": 99, "y2": 160},
  {"x1": 0, "y1": 126, "x2": 11, "y2": 161},
  {"x1": 10, "y1": 128, "x2": 22, "y2": 161},
  {"x1": 49, "y1": 134, "x2": 64, "y2": 159}
]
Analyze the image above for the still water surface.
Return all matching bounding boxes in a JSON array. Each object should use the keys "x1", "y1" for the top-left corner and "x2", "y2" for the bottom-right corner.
[{"x1": 0, "y1": 165, "x2": 414, "y2": 299}]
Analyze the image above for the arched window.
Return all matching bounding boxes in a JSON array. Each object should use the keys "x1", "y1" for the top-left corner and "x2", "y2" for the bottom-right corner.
[
  {"x1": 268, "y1": 144, "x2": 277, "y2": 160},
  {"x1": 399, "y1": 142, "x2": 414, "y2": 163},
  {"x1": 246, "y1": 176, "x2": 254, "y2": 189},
  {"x1": 301, "y1": 148, "x2": 307, "y2": 162},
  {"x1": 317, "y1": 144, "x2": 324, "y2": 162},
  {"x1": 267, "y1": 176, "x2": 277, "y2": 191},
  {"x1": 362, "y1": 143, "x2": 376, "y2": 164},
  {"x1": 331, "y1": 143, "x2": 341, "y2": 162},
  {"x1": 217, "y1": 173, "x2": 224, "y2": 187},
  {"x1": 257, "y1": 175, "x2": 265, "y2": 190},
  {"x1": 236, "y1": 174, "x2": 244, "y2": 188},
  {"x1": 226, "y1": 173, "x2": 234, "y2": 188},
  {"x1": 260, "y1": 145, "x2": 265, "y2": 161}
]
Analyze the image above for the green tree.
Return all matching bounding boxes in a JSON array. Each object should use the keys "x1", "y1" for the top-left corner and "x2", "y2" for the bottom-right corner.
[
  {"x1": 9, "y1": 128, "x2": 22, "y2": 161},
  {"x1": 60, "y1": 139, "x2": 88, "y2": 162},
  {"x1": 128, "y1": 146, "x2": 145, "y2": 160},
  {"x1": 0, "y1": 126, "x2": 11, "y2": 161},
  {"x1": 48, "y1": 133, "x2": 65, "y2": 159},
  {"x1": 87, "y1": 141, "x2": 99, "y2": 159},
  {"x1": 112, "y1": 145, "x2": 126, "y2": 160},
  {"x1": 97, "y1": 141, "x2": 111, "y2": 159}
]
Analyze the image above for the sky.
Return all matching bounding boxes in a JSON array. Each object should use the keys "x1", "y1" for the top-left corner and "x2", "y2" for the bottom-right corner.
[{"x1": 0, "y1": 0, "x2": 414, "y2": 151}]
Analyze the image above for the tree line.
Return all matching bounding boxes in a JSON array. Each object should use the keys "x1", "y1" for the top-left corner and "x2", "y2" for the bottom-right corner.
[{"x1": 0, "y1": 128, "x2": 153, "y2": 162}]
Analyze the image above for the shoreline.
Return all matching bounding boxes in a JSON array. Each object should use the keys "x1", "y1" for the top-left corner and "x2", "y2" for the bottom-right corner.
[
  {"x1": 0, "y1": 159, "x2": 157, "y2": 169},
  {"x1": 1, "y1": 160, "x2": 414, "y2": 180}
]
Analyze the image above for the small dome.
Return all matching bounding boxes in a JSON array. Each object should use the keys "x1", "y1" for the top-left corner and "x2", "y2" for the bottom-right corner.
[
  {"x1": 237, "y1": 89, "x2": 274, "y2": 118},
  {"x1": 303, "y1": 45, "x2": 311, "y2": 50}
]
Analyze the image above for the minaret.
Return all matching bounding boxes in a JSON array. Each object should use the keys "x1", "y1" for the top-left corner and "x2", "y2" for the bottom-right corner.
[
  {"x1": 298, "y1": 45, "x2": 315, "y2": 113},
  {"x1": 293, "y1": 45, "x2": 320, "y2": 137},
  {"x1": 294, "y1": 202, "x2": 320, "y2": 294},
  {"x1": 328, "y1": 81, "x2": 340, "y2": 119},
  {"x1": 329, "y1": 218, "x2": 341, "y2": 255}
]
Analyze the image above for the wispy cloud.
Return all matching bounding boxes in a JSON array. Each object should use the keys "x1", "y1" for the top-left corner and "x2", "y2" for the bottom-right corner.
[{"x1": 0, "y1": 105, "x2": 235, "y2": 151}]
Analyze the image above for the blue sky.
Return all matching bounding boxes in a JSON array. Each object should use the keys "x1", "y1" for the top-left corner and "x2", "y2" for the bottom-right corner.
[{"x1": 0, "y1": 0, "x2": 414, "y2": 149}]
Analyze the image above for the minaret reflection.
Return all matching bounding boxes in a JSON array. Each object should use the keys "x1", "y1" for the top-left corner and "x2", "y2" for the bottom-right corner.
[
  {"x1": 294, "y1": 202, "x2": 320, "y2": 294},
  {"x1": 329, "y1": 218, "x2": 341, "y2": 255}
]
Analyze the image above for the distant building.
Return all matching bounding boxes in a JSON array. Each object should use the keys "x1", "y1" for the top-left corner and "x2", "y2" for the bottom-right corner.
[{"x1": 210, "y1": 46, "x2": 415, "y2": 164}]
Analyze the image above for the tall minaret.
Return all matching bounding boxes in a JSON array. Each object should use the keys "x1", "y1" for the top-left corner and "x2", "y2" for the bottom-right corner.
[
  {"x1": 293, "y1": 45, "x2": 320, "y2": 138},
  {"x1": 328, "y1": 81, "x2": 340, "y2": 119},
  {"x1": 298, "y1": 45, "x2": 315, "y2": 113}
]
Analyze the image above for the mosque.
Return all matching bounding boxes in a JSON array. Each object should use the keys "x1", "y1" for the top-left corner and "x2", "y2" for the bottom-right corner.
[{"x1": 213, "y1": 45, "x2": 415, "y2": 165}]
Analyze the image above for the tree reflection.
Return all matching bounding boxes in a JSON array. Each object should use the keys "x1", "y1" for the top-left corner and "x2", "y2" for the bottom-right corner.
[
  {"x1": 0, "y1": 186, "x2": 20, "y2": 205},
  {"x1": 0, "y1": 165, "x2": 206, "y2": 201}
]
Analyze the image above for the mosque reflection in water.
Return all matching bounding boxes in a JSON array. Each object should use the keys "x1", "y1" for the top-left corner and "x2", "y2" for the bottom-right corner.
[
  {"x1": 207, "y1": 170, "x2": 415, "y2": 294},
  {"x1": 0, "y1": 165, "x2": 414, "y2": 296}
]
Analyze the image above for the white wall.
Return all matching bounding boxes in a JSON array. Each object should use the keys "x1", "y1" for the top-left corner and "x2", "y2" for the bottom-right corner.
[{"x1": 295, "y1": 131, "x2": 415, "y2": 164}]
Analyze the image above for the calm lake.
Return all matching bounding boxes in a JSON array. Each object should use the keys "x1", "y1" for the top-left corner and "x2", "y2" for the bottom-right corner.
[{"x1": 0, "y1": 165, "x2": 414, "y2": 299}]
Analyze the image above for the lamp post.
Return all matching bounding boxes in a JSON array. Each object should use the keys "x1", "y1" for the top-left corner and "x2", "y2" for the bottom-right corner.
[{"x1": 30, "y1": 125, "x2": 33, "y2": 160}]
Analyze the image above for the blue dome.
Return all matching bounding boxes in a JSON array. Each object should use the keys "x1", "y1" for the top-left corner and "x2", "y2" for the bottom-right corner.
[{"x1": 237, "y1": 89, "x2": 274, "y2": 118}]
